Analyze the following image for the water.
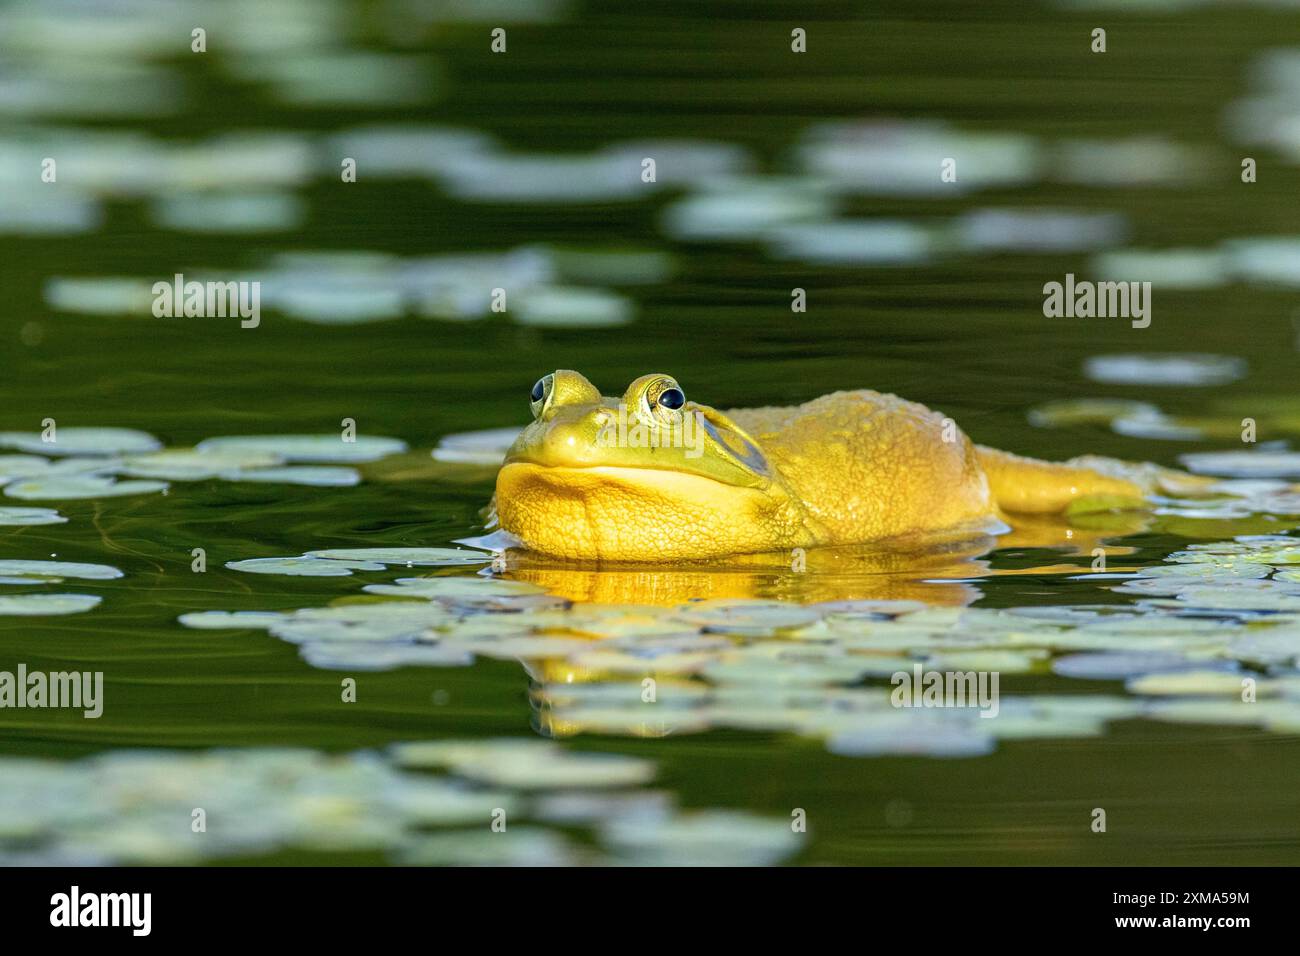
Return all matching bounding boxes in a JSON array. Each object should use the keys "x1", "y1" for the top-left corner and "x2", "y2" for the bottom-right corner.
[{"x1": 2, "y1": 0, "x2": 1299, "y2": 865}]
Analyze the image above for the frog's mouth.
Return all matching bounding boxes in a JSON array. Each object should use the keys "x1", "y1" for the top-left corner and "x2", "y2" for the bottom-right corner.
[{"x1": 493, "y1": 461, "x2": 790, "y2": 561}]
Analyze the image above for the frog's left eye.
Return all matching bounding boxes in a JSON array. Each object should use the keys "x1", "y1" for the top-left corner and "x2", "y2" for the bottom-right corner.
[
  {"x1": 657, "y1": 387, "x2": 685, "y2": 410},
  {"x1": 529, "y1": 375, "x2": 553, "y2": 417}
]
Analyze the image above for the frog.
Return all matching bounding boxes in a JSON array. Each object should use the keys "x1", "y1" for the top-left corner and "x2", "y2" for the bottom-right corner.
[{"x1": 494, "y1": 370, "x2": 1204, "y2": 562}]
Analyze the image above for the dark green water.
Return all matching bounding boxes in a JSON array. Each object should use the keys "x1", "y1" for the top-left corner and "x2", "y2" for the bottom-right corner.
[{"x1": 2, "y1": 0, "x2": 1299, "y2": 864}]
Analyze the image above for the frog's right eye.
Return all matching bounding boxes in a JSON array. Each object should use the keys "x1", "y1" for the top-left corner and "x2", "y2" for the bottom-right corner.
[{"x1": 529, "y1": 375, "x2": 553, "y2": 417}]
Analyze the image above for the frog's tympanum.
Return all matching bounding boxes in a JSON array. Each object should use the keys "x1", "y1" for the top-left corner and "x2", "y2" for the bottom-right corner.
[{"x1": 495, "y1": 370, "x2": 1197, "y2": 562}]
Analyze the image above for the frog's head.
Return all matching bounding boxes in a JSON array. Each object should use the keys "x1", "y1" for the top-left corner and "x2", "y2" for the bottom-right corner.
[{"x1": 495, "y1": 370, "x2": 813, "y2": 561}]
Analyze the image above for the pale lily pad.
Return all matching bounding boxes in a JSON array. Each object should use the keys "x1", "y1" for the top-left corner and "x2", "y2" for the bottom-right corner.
[
  {"x1": 767, "y1": 219, "x2": 933, "y2": 265},
  {"x1": 43, "y1": 276, "x2": 157, "y2": 316},
  {"x1": 1028, "y1": 398, "x2": 1163, "y2": 429},
  {"x1": 178, "y1": 611, "x2": 288, "y2": 630},
  {"x1": 1145, "y1": 698, "x2": 1278, "y2": 727},
  {"x1": 1083, "y1": 354, "x2": 1246, "y2": 387},
  {"x1": 0, "y1": 427, "x2": 161, "y2": 457},
  {"x1": 1052, "y1": 652, "x2": 1217, "y2": 680},
  {"x1": 1127, "y1": 670, "x2": 1254, "y2": 696},
  {"x1": 1179, "y1": 451, "x2": 1300, "y2": 479},
  {"x1": 0, "y1": 560, "x2": 122, "y2": 580},
  {"x1": 671, "y1": 599, "x2": 822, "y2": 635},
  {"x1": 1090, "y1": 247, "x2": 1228, "y2": 289},
  {"x1": 826, "y1": 716, "x2": 996, "y2": 758},
  {"x1": 0, "y1": 507, "x2": 66, "y2": 526},
  {"x1": 301, "y1": 643, "x2": 475, "y2": 671},
  {"x1": 119, "y1": 448, "x2": 284, "y2": 480},
  {"x1": 662, "y1": 180, "x2": 833, "y2": 241},
  {"x1": 602, "y1": 810, "x2": 802, "y2": 866},
  {"x1": 225, "y1": 556, "x2": 385, "y2": 576},
  {"x1": 392, "y1": 738, "x2": 654, "y2": 790},
  {"x1": 195, "y1": 434, "x2": 407, "y2": 464},
  {"x1": 306, "y1": 548, "x2": 492, "y2": 566},
  {"x1": 514, "y1": 287, "x2": 633, "y2": 328},
  {"x1": 956, "y1": 208, "x2": 1126, "y2": 253},
  {"x1": 219, "y1": 466, "x2": 361, "y2": 487},
  {"x1": 151, "y1": 190, "x2": 306, "y2": 234},
  {"x1": 0, "y1": 593, "x2": 101, "y2": 615},
  {"x1": 363, "y1": 577, "x2": 546, "y2": 599},
  {"x1": 4, "y1": 476, "x2": 167, "y2": 500},
  {"x1": 0, "y1": 456, "x2": 118, "y2": 482},
  {"x1": 431, "y1": 427, "x2": 522, "y2": 465}
]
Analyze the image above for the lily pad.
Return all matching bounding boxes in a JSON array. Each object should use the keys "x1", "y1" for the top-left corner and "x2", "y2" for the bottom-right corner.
[
  {"x1": 0, "y1": 507, "x2": 67, "y2": 526},
  {"x1": 306, "y1": 548, "x2": 492, "y2": 566},
  {"x1": 0, "y1": 593, "x2": 102, "y2": 615},
  {"x1": 195, "y1": 434, "x2": 407, "y2": 464},
  {"x1": 0, "y1": 427, "x2": 161, "y2": 457},
  {"x1": 225, "y1": 556, "x2": 385, "y2": 576},
  {"x1": 3, "y1": 476, "x2": 167, "y2": 500},
  {"x1": 218, "y1": 466, "x2": 361, "y2": 487},
  {"x1": 0, "y1": 560, "x2": 123, "y2": 580}
]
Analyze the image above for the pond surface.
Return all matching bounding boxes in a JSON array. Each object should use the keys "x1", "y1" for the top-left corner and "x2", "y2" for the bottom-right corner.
[{"x1": 2, "y1": 0, "x2": 1299, "y2": 865}]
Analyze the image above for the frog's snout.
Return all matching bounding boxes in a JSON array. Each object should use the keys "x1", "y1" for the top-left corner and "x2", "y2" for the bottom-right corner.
[{"x1": 507, "y1": 405, "x2": 611, "y2": 469}]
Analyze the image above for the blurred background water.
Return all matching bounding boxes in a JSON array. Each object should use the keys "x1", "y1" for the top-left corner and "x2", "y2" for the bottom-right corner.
[{"x1": 2, "y1": 0, "x2": 1300, "y2": 865}]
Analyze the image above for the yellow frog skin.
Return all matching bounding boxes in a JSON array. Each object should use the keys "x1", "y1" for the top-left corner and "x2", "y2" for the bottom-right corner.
[{"x1": 495, "y1": 370, "x2": 1192, "y2": 562}]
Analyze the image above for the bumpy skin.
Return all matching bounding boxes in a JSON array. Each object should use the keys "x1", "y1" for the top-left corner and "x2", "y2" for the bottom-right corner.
[{"x1": 495, "y1": 370, "x2": 1158, "y2": 562}]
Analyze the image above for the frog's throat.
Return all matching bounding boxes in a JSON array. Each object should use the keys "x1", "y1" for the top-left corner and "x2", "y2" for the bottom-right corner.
[{"x1": 495, "y1": 462, "x2": 823, "y2": 561}]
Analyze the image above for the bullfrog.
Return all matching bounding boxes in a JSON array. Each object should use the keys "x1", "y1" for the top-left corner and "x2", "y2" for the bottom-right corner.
[{"x1": 495, "y1": 370, "x2": 1200, "y2": 562}]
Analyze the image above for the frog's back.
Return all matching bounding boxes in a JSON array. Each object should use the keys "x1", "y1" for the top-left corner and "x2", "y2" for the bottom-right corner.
[{"x1": 725, "y1": 390, "x2": 996, "y2": 543}]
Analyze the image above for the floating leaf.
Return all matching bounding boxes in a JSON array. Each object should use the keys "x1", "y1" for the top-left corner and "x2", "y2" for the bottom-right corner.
[
  {"x1": 225, "y1": 556, "x2": 384, "y2": 577},
  {"x1": 1082, "y1": 354, "x2": 1246, "y2": 387},
  {"x1": 0, "y1": 593, "x2": 101, "y2": 615},
  {"x1": 431, "y1": 427, "x2": 521, "y2": 465},
  {"x1": 195, "y1": 435, "x2": 407, "y2": 464},
  {"x1": 306, "y1": 548, "x2": 491, "y2": 566},
  {"x1": 0, "y1": 560, "x2": 122, "y2": 580},
  {"x1": 0, "y1": 427, "x2": 161, "y2": 457},
  {"x1": 3, "y1": 476, "x2": 167, "y2": 500},
  {"x1": 218, "y1": 466, "x2": 361, "y2": 487},
  {"x1": 0, "y1": 507, "x2": 66, "y2": 526}
]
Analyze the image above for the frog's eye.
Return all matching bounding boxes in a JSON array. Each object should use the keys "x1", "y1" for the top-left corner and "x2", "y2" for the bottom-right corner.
[
  {"x1": 529, "y1": 375, "x2": 552, "y2": 417},
  {"x1": 642, "y1": 378, "x2": 687, "y2": 424},
  {"x1": 657, "y1": 387, "x2": 685, "y2": 410}
]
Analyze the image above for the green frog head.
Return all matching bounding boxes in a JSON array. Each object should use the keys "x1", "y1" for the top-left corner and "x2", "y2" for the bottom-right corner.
[{"x1": 495, "y1": 370, "x2": 813, "y2": 560}]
